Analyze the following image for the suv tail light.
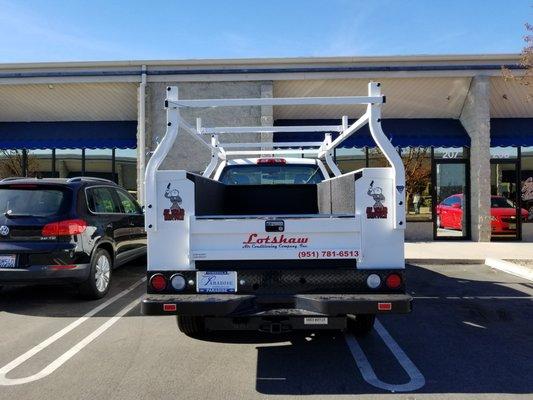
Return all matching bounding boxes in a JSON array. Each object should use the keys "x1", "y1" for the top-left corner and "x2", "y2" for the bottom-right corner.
[
  {"x1": 42, "y1": 219, "x2": 87, "y2": 237},
  {"x1": 256, "y1": 158, "x2": 286, "y2": 165}
]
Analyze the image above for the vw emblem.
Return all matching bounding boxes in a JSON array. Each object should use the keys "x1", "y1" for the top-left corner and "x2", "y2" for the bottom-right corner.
[{"x1": 0, "y1": 225, "x2": 9, "y2": 236}]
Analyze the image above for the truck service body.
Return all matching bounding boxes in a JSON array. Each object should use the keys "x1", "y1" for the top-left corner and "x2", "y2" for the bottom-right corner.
[{"x1": 141, "y1": 82, "x2": 411, "y2": 336}]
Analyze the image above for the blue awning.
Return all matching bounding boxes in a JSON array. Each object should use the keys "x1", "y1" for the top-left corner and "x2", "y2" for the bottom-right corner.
[
  {"x1": 0, "y1": 121, "x2": 137, "y2": 150},
  {"x1": 490, "y1": 118, "x2": 533, "y2": 147},
  {"x1": 274, "y1": 119, "x2": 470, "y2": 148}
]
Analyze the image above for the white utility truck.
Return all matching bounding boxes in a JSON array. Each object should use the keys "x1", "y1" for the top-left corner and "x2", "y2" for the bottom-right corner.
[{"x1": 141, "y1": 82, "x2": 411, "y2": 337}]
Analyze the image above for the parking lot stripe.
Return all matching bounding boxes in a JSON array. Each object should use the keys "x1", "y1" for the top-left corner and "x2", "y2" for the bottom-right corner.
[
  {"x1": 0, "y1": 277, "x2": 145, "y2": 386},
  {"x1": 485, "y1": 258, "x2": 533, "y2": 282},
  {"x1": 345, "y1": 319, "x2": 425, "y2": 393},
  {"x1": 413, "y1": 296, "x2": 532, "y2": 300}
]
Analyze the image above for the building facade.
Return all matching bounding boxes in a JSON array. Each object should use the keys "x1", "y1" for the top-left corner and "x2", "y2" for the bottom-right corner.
[{"x1": 0, "y1": 55, "x2": 531, "y2": 242}]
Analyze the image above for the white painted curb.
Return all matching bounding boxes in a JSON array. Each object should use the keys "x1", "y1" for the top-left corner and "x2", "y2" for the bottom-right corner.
[{"x1": 485, "y1": 258, "x2": 533, "y2": 282}]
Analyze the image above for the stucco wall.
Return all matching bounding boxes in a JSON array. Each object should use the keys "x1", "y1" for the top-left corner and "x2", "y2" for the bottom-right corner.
[
  {"x1": 522, "y1": 223, "x2": 533, "y2": 242},
  {"x1": 405, "y1": 221, "x2": 433, "y2": 241},
  {"x1": 145, "y1": 81, "x2": 272, "y2": 173}
]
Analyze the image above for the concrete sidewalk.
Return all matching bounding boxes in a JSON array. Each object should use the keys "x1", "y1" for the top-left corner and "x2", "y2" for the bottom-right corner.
[{"x1": 405, "y1": 241, "x2": 533, "y2": 263}]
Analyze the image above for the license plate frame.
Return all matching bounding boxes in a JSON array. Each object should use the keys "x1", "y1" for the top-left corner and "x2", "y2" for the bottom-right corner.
[
  {"x1": 196, "y1": 271, "x2": 237, "y2": 293},
  {"x1": 0, "y1": 254, "x2": 17, "y2": 269}
]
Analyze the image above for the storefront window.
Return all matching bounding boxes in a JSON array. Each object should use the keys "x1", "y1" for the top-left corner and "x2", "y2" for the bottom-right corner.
[
  {"x1": 335, "y1": 148, "x2": 366, "y2": 173},
  {"x1": 433, "y1": 147, "x2": 465, "y2": 159},
  {"x1": 490, "y1": 147, "x2": 518, "y2": 160},
  {"x1": 85, "y1": 148, "x2": 113, "y2": 180},
  {"x1": 55, "y1": 149, "x2": 82, "y2": 178},
  {"x1": 368, "y1": 147, "x2": 391, "y2": 167},
  {"x1": 401, "y1": 147, "x2": 432, "y2": 221},
  {"x1": 521, "y1": 147, "x2": 533, "y2": 223},
  {"x1": 115, "y1": 148, "x2": 137, "y2": 195},
  {"x1": 26, "y1": 149, "x2": 54, "y2": 177}
]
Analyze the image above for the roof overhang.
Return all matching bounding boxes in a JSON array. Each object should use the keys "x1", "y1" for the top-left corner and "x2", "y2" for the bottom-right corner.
[{"x1": 0, "y1": 54, "x2": 524, "y2": 85}]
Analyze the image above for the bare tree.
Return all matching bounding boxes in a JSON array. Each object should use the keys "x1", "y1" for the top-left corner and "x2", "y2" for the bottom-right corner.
[
  {"x1": 367, "y1": 147, "x2": 431, "y2": 211},
  {"x1": 0, "y1": 150, "x2": 38, "y2": 178},
  {"x1": 502, "y1": 22, "x2": 532, "y2": 99},
  {"x1": 402, "y1": 147, "x2": 431, "y2": 211}
]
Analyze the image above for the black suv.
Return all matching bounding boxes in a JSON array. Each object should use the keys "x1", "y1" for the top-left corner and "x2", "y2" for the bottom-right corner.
[{"x1": 0, "y1": 177, "x2": 146, "y2": 299}]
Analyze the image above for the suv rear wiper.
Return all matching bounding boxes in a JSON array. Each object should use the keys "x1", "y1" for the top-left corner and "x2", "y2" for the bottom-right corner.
[{"x1": 4, "y1": 211, "x2": 33, "y2": 218}]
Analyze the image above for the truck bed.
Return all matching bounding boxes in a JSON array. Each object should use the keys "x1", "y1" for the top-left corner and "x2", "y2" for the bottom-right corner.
[{"x1": 186, "y1": 172, "x2": 357, "y2": 216}]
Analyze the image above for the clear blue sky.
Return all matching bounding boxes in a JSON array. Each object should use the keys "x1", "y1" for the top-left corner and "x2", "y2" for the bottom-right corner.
[{"x1": 0, "y1": 0, "x2": 531, "y2": 62}]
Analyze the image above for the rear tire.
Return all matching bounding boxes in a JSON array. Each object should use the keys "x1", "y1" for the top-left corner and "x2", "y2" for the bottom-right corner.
[
  {"x1": 346, "y1": 314, "x2": 375, "y2": 337},
  {"x1": 177, "y1": 316, "x2": 205, "y2": 337},
  {"x1": 78, "y1": 249, "x2": 112, "y2": 300}
]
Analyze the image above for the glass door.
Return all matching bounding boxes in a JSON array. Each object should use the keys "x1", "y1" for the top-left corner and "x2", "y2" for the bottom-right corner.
[
  {"x1": 433, "y1": 161, "x2": 470, "y2": 239},
  {"x1": 490, "y1": 161, "x2": 521, "y2": 240}
]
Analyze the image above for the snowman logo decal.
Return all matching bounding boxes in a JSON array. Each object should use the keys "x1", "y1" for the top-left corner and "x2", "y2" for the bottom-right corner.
[
  {"x1": 366, "y1": 180, "x2": 388, "y2": 219},
  {"x1": 163, "y1": 183, "x2": 185, "y2": 221}
]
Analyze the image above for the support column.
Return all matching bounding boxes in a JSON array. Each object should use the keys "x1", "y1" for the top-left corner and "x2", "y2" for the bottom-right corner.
[
  {"x1": 460, "y1": 75, "x2": 491, "y2": 242},
  {"x1": 136, "y1": 66, "x2": 148, "y2": 203}
]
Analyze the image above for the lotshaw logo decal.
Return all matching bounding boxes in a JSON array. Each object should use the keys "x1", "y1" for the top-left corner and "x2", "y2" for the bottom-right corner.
[
  {"x1": 366, "y1": 180, "x2": 388, "y2": 219},
  {"x1": 242, "y1": 233, "x2": 309, "y2": 249},
  {"x1": 163, "y1": 183, "x2": 185, "y2": 221}
]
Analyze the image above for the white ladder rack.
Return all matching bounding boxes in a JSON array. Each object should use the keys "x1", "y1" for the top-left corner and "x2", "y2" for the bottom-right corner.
[{"x1": 145, "y1": 81, "x2": 406, "y2": 231}]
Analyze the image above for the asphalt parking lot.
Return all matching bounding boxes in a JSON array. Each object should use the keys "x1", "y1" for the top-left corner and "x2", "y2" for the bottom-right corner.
[{"x1": 0, "y1": 261, "x2": 531, "y2": 400}]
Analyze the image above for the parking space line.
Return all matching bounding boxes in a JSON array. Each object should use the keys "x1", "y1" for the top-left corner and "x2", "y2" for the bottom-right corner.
[
  {"x1": 0, "y1": 277, "x2": 146, "y2": 386},
  {"x1": 345, "y1": 319, "x2": 425, "y2": 393},
  {"x1": 413, "y1": 296, "x2": 532, "y2": 300},
  {"x1": 485, "y1": 258, "x2": 533, "y2": 282}
]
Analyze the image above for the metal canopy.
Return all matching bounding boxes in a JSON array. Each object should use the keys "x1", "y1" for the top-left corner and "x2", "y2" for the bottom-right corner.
[
  {"x1": 0, "y1": 121, "x2": 137, "y2": 149},
  {"x1": 273, "y1": 118, "x2": 470, "y2": 148},
  {"x1": 490, "y1": 118, "x2": 533, "y2": 147}
]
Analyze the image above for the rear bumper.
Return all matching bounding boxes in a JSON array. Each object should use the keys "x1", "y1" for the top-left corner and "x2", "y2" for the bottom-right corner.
[
  {"x1": 141, "y1": 293, "x2": 412, "y2": 316},
  {"x1": 0, "y1": 264, "x2": 91, "y2": 285}
]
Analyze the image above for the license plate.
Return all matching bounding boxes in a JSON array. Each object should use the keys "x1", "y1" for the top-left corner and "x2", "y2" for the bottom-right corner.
[
  {"x1": 0, "y1": 255, "x2": 16, "y2": 269},
  {"x1": 196, "y1": 271, "x2": 237, "y2": 293},
  {"x1": 304, "y1": 317, "x2": 328, "y2": 325},
  {"x1": 508, "y1": 223, "x2": 516, "y2": 230}
]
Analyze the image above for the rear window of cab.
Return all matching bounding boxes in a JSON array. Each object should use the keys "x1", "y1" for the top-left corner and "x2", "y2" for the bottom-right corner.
[{"x1": 219, "y1": 164, "x2": 325, "y2": 185}]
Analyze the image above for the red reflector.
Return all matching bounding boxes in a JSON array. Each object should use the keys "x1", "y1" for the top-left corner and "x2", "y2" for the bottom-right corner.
[
  {"x1": 163, "y1": 304, "x2": 177, "y2": 312},
  {"x1": 256, "y1": 158, "x2": 286, "y2": 165},
  {"x1": 378, "y1": 302, "x2": 392, "y2": 311},
  {"x1": 385, "y1": 273, "x2": 402, "y2": 289},
  {"x1": 42, "y1": 219, "x2": 87, "y2": 237},
  {"x1": 150, "y1": 274, "x2": 167, "y2": 291},
  {"x1": 49, "y1": 265, "x2": 77, "y2": 270}
]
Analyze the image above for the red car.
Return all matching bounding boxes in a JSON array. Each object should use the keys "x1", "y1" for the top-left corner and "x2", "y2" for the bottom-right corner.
[{"x1": 436, "y1": 194, "x2": 528, "y2": 233}]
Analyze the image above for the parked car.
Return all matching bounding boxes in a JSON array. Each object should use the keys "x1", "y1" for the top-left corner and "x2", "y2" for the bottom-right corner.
[
  {"x1": 436, "y1": 194, "x2": 528, "y2": 233},
  {"x1": 0, "y1": 177, "x2": 146, "y2": 299}
]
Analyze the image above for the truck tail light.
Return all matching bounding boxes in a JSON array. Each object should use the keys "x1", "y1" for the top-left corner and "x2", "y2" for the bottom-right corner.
[
  {"x1": 170, "y1": 274, "x2": 186, "y2": 291},
  {"x1": 256, "y1": 158, "x2": 286, "y2": 165},
  {"x1": 150, "y1": 274, "x2": 167, "y2": 291},
  {"x1": 42, "y1": 219, "x2": 87, "y2": 237},
  {"x1": 385, "y1": 273, "x2": 402, "y2": 289},
  {"x1": 366, "y1": 274, "x2": 381, "y2": 289}
]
